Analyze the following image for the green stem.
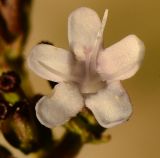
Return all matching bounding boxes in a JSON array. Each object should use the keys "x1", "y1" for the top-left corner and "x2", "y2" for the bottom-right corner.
[
  {"x1": 51, "y1": 131, "x2": 83, "y2": 158},
  {"x1": 30, "y1": 131, "x2": 82, "y2": 158}
]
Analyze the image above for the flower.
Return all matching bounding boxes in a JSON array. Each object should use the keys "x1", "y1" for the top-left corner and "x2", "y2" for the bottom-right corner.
[{"x1": 27, "y1": 7, "x2": 145, "y2": 128}]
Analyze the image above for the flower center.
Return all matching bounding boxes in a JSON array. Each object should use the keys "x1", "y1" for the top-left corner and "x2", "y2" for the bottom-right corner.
[
  {"x1": 74, "y1": 60, "x2": 105, "y2": 94},
  {"x1": 79, "y1": 74, "x2": 105, "y2": 94}
]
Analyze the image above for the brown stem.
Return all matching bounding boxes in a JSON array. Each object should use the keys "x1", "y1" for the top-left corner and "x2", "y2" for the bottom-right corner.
[
  {"x1": 0, "y1": 0, "x2": 33, "y2": 95},
  {"x1": 0, "y1": 0, "x2": 32, "y2": 44}
]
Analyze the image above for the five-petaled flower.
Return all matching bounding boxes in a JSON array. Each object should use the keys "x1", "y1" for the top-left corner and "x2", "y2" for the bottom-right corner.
[{"x1": 27, "y1": 7, "x2": 145, "y2": 128}]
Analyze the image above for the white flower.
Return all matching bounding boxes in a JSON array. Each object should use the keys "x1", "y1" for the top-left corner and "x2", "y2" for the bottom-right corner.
[{"x1": 27, "y1": 7, "x2": 145, "y2": 128}]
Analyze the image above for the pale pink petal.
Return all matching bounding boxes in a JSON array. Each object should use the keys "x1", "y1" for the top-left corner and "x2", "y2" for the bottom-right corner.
[
  {"x1": 85, "y1": 81, "x2": 132, "y2": 128},
  {"x1": 27, "y1": 44, "x2": 75, "y2": 82},
  {"x1": 97, "y1": 35, "x2": 145, "y2": 81},
  {"x1": 68, "y1": 7, "x2": 102, "y2": 61},
  {"x1": 36, "y1": 82, "x2": 84, "y2": 128}
]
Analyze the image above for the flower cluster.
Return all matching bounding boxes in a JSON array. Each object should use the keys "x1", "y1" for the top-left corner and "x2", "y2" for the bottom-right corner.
[
  {"x1": 28, "y1": 7, "x2": 145, "y2": 128},
  {"x1": 0, "y1": 71, "x2": 21, "y2": 119}
]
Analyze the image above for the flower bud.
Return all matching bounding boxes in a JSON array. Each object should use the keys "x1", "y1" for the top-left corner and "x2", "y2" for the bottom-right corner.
[
  {"x1": 1, "y1": 99, "x2": 52, "y2": 154},
  {"x1": 0, "y1": 71, "x2": 21, "y2": 92}
]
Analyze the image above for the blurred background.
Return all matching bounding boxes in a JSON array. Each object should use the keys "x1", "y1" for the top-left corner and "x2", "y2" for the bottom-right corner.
[{"x1": 1, "y1": 0, "x2": 160, "y2": 158}]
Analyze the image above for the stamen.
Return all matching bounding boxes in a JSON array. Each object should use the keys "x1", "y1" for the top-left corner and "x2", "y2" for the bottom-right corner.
[
  {"x1": 84, "y1": 9, "x2": 108, "y2": 84},
  {"x1": 91, "y1": 9, "x2": 108, "y2": 70}
]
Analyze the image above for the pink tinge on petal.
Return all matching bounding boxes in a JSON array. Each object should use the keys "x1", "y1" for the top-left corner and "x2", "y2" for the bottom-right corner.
[
  {"x1": 97, "y1": 35, "x2": 145, "y2": 81},
  {"x1": 85, "y1": 81, "x2": 132, "y2": 128},
  {"x1": 68, "y1": 7, "x2": 102, "y2": 61}
]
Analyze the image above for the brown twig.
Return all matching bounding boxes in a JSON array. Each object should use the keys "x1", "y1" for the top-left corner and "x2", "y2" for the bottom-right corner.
[{"x1": 0, "y1": 0, "x2": 32, "y2": 44}]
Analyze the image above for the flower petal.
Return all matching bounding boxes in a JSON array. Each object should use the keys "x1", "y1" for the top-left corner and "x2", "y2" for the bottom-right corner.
[
  {"x1": 68, "y1": 7, "x2": 102, "y2": 61},
  {"x1": 27, "y1": 44, "x2": 75, "y2": 82},
  {"x1": 36, "y1": 82, "x2": 84, "y2": 128},
  {"x1": 97, "y1": 35, "x2": 145, "y2": 81},
  {"x1": 85, "y1": 81, "x2": 132, "y2": 128}
]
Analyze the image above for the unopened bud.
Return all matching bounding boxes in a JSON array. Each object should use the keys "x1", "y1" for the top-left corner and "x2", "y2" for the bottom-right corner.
[
  {"x1": 1, "y1": 99, "x2": 52, "y2": 154},
  {"x1": 0, "y1": 71, "x2": 21, "y2": 92}
]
